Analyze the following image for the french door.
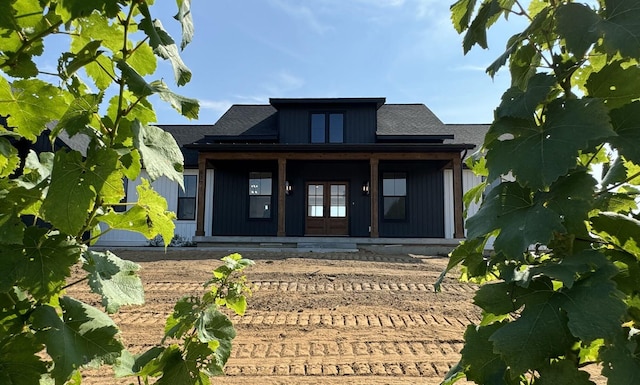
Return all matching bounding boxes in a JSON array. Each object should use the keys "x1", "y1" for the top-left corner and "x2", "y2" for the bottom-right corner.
[{"x1": 305, "y1": 182, "x2": 349, "y2": 236}]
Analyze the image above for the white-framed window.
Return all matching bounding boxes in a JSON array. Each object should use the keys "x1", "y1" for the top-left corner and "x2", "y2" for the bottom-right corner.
[
  {"x1": 383, "y1": 172, "x2": 406, "y2": 220},
  {"x1": 177, "y1": 175, "x2": 197, "y2": 220},
  {"x1": 249, "y1": 172, "x2": 272, "y2": 219}
]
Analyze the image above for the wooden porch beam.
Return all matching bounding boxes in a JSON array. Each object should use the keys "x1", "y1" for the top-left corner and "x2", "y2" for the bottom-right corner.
[
  {"x1": 452, "y1": 155, "x2": 465, "y2": 238},
  {"x1": 370, "y1": 158, "x2": 379, "y2": 238},
  {"x1": 199, "y1": 151, "x2": 459, "y2": 161},
  {"x1": 277, "y1": 158, "x2": 286, "y2": 237},
  {"x1": 195, "y1": 154, "x2": 207, "y2": 236}
]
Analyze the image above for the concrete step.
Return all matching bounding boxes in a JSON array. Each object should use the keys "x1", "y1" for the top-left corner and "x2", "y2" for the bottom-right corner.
[{"x1": 297, "y1": 242, "x2": 358, "y2": 251}]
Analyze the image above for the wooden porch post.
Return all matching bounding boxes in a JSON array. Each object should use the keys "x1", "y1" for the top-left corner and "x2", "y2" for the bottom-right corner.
[
  {"x1": 452, "y1": 154, "x2": 465, "y2": 238},
  {"x1": 370, "y1": 158, "x2": 379, "y2": 238},
  {"x1": 195, "y1": 154, "x2": 207, "y2": 236},
  {"x1": 277, "y1": 158, "x2": 286, "y2": 237}
]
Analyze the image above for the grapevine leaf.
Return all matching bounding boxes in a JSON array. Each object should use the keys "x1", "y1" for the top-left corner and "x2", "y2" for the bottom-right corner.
[
  {"x1": 132, "y1": 120, "x2": 184, "y2": 186},
  {"x1": 82, "y1": 250, "x2": 144, "y2": 314},
  {"x1": 450, "y1": 0, "x2": 477, "y2": 33},
  {"x1": 196, "y1": 306, "x2": 236, "y2": 375},
  {"x1": 0, "y1": 215, "x2": 24, "y2": 246},
  {"x1": 52, "y1": 94, "x2": 102, "y2": 138},
  {"x1": 537, "y1": 359, "x2": 595, "y2": 385},
  {"x1": 32, "y1": 297, "x2": 124, "y2": 384},
  {"x1": 599, "y1": 0, "x2": 640, "y2": 59},
  {"x1": 486, "y1": 99, "x2": 614, "y2": 189},
  {"x1": 0, "y1": 137, "x2": 20, "y2": 177},
  {"x1": 555, "y1": 3, "x2": 601, "y2": 59},
  {"x1": 509, "y1": 43, "x2": 540, "y2": 90},
  {"x1": 58, "y1": 40, "x2": 104, "y2": 80},
  {"x1": 461, "y1": 322, "x2": 510, "y2": 385},
  {"x1": 55, "y1": 0, "x2": 121, "y2": 22},
  {"x1": 601, "y1": 155, "x2": 628, "y2": 187},
  {"x1": 164, "y1": 297, "x2": 198, "y2": 340},
  {"x1": 529, "y1": 250, "x2": 608, "y2": 289},
  {"x1": 467, "y1": 182, "x2": 564, "y2": 258},
  {"x1": 490, "y1": 298, "x2": 574, "y2": 377},
  {"x1": 608, "y1": 249, "x2": 640, "y2": 295},
  {"x1": 99, "y1": 179, "x2": 176, "y2": 245},
  {"x1": 152, "y1": 80, "x2": 200, "y2": 119},
  {"x1": 462, "y1": 0, "x2": 503, "y2": 54},
  {"x1": 176, "y1": 0, "x2": 194, "y2": 50},
  {"x1": 609, "y1": 101, "x2": 640, "y2": 165},
  {"x1": 586, "y1": 61, "x2": 640, "y2": 110},
  {"x1": 41, "y1": 148, "x2": 119, "y2": 235},
  {"x1": 495, "y1": 73, "x2": 556, "y2": 120},
  {"x1": 601, "y1": 342, "x2": 640, "y2": 385},
  {"x1": 1, "y1": 228, "x2": 81, "y2": 301},
  {"x1": 559, "y1": 263, "x2": 626, "y2": 343},
  {"x1": 139, "y1": 4, "x2": 192, "y2": 86},
  {"x1": 435, "y1": 237, "x2": 486, "y2": 292},
  {"x1": 0, "y1": 333, "x2": 47, "y2": 385},
  {"x1": 591, "y1": 212, "x2": 640, "y2": 259},
  {"x1": 543, "y1": 170, "x2": 597, "y2": 236},
  {"x1": 0, "y1": 78, "x2": 68, "y2": 141},
  {"x1": 154, "y1": 345, "x2": 211, "y2": 385},
  {"x1": 128, "y1": 40, "x2": 156, "y2": 76}
]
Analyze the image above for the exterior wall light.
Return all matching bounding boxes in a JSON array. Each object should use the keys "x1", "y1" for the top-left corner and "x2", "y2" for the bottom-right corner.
[
  {"x1": 362, "y1": 181, "x2": 370, "y2": 196},
  {"x1": 285, "y1": 180, "x2": 293, "y2": 195}
]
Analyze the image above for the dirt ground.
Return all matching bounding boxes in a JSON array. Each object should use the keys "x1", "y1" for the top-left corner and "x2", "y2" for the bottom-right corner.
[{"x1": 67, "y1": 248, "x2": 605, "y2": 385}]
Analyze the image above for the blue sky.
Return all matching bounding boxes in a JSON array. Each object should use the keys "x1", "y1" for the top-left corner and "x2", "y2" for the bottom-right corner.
[{"x1": 148, "y1": 1, "x2": 527, "y2": 125}]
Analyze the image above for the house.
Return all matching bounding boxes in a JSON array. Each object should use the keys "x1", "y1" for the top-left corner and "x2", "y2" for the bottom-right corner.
[{"x1": 95, "y1": 97, "x2": 488, "y2": 248}]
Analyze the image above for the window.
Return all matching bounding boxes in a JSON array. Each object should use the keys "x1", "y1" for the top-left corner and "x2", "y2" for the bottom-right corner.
[
  {"x1": 113, "y1": 178, "x2": 128, "y2": 212},
  {"x1": 310, "y1": 112, "x2": 344, "y2": 143},
  {"x1": 249, "y1": 172, "x2": 272, "y2": 218},
  {"x1": 177, "y1": 175, "x2": 197, "y2": 220},
  {"x1": 383, "y1": 173, "x2": 406, "y2": 220}
]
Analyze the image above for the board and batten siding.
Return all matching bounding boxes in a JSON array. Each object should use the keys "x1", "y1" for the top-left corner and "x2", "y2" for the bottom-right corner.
[
  {"x1": 443, "y1": 169, "x2": 483, "y2": 239},
  {"x1": 94, "y1": 169, "x2": 213, "y2": 247}
]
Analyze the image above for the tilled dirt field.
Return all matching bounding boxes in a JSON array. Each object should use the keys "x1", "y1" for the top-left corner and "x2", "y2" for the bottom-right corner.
[{"x1": 67, "y1": 248, "x2": 603, "y2": 384}]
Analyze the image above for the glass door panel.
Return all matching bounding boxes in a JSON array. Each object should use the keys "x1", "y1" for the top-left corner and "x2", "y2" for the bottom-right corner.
[{"x1": 307, "y1": 184, "x2": 324, "y2": 217}]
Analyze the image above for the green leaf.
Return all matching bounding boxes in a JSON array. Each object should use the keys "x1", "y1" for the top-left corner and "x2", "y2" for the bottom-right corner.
[
  {"x1": 139, "y1": 4, "x2": 192, "y2": 86},
  {"x1": 601, "y1": 341, "x2": 640, "y2": 385},
  {"x1": 196, "y1": 307, "x2": 236, "y2": 375},
  {"x1": 55, "y1": 0, "x2": 121, "y2": 22},
  {"x1": 495, "y1": 73, "x2": 556, "y2": 120},
  {"x1": 164, "y1": 297, "x2": 198, "y2": 340},
  {"x1": 467, "y1": 182, "x2": 564, "y2": 257},
  {"x1": 490, "y1": 298, "x2": 574, "y2": 377},
  {"x1": 599, "y1": 0, "x2": 640, "y2": 59},
  {"x1": 0, "y1": 228, "x2": 81, "y2": 301},
  {"x1": 609, "y1": 101, "x2": 640, "y2": 165},
  {"x1": 41, "y1": 147, "x2": 119, "y2": 235},
  {"x1": 58, "y1": 40, "x2": 104, "y2": 80},
  {"x1": 176, "y1": 0, "x2": 194, "y2": 50},
  {"x1": 82, "y1": 250, "x2": 144, "y2": 313},
  {"x1": 537, "y1": 359, "x2": 595, "y2": 385},
  {"x1": 543, "y1": 170, "x2": 597, "y2": 236},
  {"x1": 133, "y1": 120, "x2": 184, "y2": 186},
  {"x1": 86, "y1": 55, "x2": 116, "y2": 91},
  {"x1": 462, "y1": 0, "x2": 503, "y2": 54},
  {"x1": 528, "y1": 250, "x2": 608, "y2": 289},
  {"x1": 586, "y1": 60, "x2": 640, "y2": 109},
  {"x1": 509, "y1": 43, "x2": 540, "y2": 90},
  {"x1": 0, "y1": 137, "x2": 20, "y2": 177},
  {"x1": 486, "y1": 99, "x2": 614, "y2": 189},
  {"x1": 153, "y1": 344, "x2": 211, "y2": 385},
  {"x1": 128, "y1": 40, "x2": 157, "y2": 76},
  {"x1": 473, "y1": 282, "x2": 520, "y2": 316},
  {"x1": 52, "y1": 93, "x2": 102, "y2": 138},
  {"x1": 461, "y1": 322, "x2": 510, "y2": 385},
  {"x1": 152, "y1": 80, "x2": 199, "y2": 119},
  {"x1": 450, "y1": 0, "x2": 477, "y2": 33},
  {"x1": 32, "y1": 297, "x2": 124, "y2": 384},
  {"x1": 591, "y1": 212, "x2": 640, "y2": 259},
  {"x1": 0, "y1": 78, "x2": 68, "y2": 141},
  {"x1": 555, "y1": 3, "x2": 601, "y2": 59},
  {"x1": 99, "y1": 179, "x2": 175, "y2": 245},
  {"x1": 435, "y1": 237, "x2": 487, "y2": 292},
  {"x1": 0, "y1": 333, "x2": 47, "y2": 385},
  {"x1": 559, "y1": 263, "x2": 626, "y2": 343}
]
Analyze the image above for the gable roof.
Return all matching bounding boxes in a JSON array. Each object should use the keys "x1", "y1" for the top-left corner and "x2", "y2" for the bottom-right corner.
[
  {"x1": 202, "y1": 105, "x2": 277, "y2": 140},
  {"x1": 159, "y1": 124, "x2": 215, "y2": 167}
]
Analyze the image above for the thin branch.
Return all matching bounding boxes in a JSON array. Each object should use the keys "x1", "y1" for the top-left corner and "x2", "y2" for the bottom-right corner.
[
  {"x1": 584, "y1": 143, "x2": 605, "y2": 168},
  {"x1": 597, "y1": 170, "x2": 640, "y2": 196},
  {"x1": 62, "y1": 276, "x2": 88, "y2": 290}
]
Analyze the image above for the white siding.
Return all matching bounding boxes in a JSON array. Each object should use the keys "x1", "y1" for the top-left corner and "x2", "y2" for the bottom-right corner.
[
  {"x1": 443, "y1": 169, "x2": 484, "y2": 239},
  {"x1": 94, "y1": 169, "x2": 211, "y2": 247}
]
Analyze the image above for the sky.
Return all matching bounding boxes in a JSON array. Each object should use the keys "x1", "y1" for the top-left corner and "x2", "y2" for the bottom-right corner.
[{"x1": 137, "y1": 1, "x2": 527, "y2": 125}]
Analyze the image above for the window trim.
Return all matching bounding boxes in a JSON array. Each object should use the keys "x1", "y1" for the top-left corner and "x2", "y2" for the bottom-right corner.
[
  {"x1": 382, "y1": 172, "x2": 407, "y2": 221},
  {"x1": 177, "y1": 174, "x2": 197, "y2": 220},
  {"x1": 248, "y1": 172, "x2": 273, "y2": 220},
  {"x1": 309, "y1": 111, "x2": 345, "y2": 143}
]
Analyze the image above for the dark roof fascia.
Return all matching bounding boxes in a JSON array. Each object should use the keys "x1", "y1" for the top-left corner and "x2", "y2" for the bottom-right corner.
[
  {"x1": 202, "y1": 134, "x2": 278, "y2": 143},
  {"x1": 185, "y1": 143, "x2": 475, "y2": 153},
  {"x1": 269, "y1": 97, "x2": 386, "y2": 110},
  {"x1": 376, "y1": 134, "x2": 454, "y2": 143}
]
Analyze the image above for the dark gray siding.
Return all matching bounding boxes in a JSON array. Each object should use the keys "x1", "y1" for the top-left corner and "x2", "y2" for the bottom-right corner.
[
  {"x1": 212, "y1": 161, "x2": 278, "y2": 236},
  {"x1": 285, "y1": 161, "x2": 370, "y2": 237},
  {"x1": 279, "y1": 104, "x2": 377, "y2": 144},
  {"x1": 378, "y1": 161, "x2": 447, "y2": 238}
]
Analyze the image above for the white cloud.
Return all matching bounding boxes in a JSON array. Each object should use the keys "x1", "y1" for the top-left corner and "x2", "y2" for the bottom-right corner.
[
  {"x1": 268, "y1": 0, "x2": 332, "y2": 34},
  {"x1": 199, "y1": 99, "x2": 233, "y2": 114},
  {"x1": 263, "y1": 70, "x2": 305, "y2": 96}
]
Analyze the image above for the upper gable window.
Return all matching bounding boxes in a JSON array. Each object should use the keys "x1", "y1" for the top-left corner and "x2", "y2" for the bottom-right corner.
[{"x1": 310, "y1": 112, "x2": 344, "y2": 143}]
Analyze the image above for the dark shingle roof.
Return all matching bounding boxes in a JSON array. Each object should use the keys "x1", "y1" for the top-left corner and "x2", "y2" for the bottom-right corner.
[
  {"x1": 377, "y1": 104, "x2": 446, "y2": 135},
  {"x1": 204, "y1": 105, "x2": 277, "y2": 138},
  {"x1": 444, "y1": 124, "x2": 489, "y2": 149},
  {"x1": 159, "y1": 125, "x2": 214, "y2": 167}
]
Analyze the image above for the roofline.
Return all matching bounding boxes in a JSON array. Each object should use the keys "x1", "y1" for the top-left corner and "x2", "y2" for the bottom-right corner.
[
  {"x1": 269, "y1": 97, "x2": 386, "y2": 109},
  {"x1": 185, "y1": 143, "x2": 475, "y2": 152}
]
